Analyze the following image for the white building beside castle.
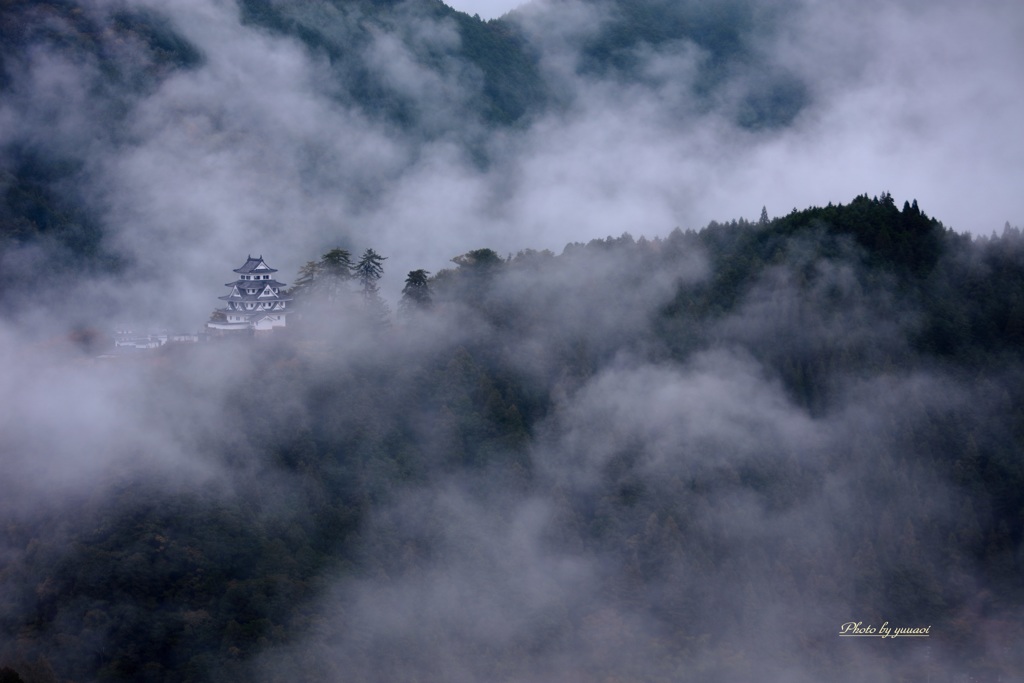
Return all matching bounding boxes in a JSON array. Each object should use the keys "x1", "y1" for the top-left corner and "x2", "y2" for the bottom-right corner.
[{"x1": 207, "y1": 255, "x2": 292, "y2": 332}]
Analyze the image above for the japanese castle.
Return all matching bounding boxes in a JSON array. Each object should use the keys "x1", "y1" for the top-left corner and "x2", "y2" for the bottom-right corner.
[{"x1": 207, "y1": 255, "x2": 292, "y2": 332}]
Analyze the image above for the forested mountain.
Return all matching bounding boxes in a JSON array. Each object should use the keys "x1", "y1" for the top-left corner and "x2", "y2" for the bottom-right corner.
[
  {"x1": 2, "y1": 196, "x2": 1023, "y2": 682},
  {"x1": 1, "y1": 1, "x2": 1023, "y2": 682},
  {"x1": 237, "y1": 0, "x2": 547, "y2": 128},
  {"x1": 0, "y1": 0, "x2": 818, "y2": 293},
  {"x1": 0, "y1": 0, "x2": 203, "y2": 285}
]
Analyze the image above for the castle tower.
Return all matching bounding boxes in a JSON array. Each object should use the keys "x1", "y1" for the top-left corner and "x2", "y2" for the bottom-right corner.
[{"x1": 207, "y1": 255, "x2": 292, "y2": 332}]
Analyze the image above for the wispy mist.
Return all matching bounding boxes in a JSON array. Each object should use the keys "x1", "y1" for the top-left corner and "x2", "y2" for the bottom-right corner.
[
  {"x1": 3, "y1": 0, "x2": 1020, "y2": 330},
  {"x1": 1, "y1": 1, "x2": 1022, "y2": 681}
]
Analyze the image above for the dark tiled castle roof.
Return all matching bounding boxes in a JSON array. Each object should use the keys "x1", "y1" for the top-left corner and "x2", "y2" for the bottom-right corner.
[{"x1": 233, "y1": 255, "x2": 278, "y2": 275}]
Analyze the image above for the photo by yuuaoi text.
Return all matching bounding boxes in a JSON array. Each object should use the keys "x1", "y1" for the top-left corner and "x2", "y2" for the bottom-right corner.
[{"x1": 840, "y1": 622, "x2": 932, "y2": 638}]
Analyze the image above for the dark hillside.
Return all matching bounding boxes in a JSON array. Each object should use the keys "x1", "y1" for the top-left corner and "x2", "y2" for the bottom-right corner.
[
  {"x1": 237, "y1": 0, "x2": 546, "y2": 128},
  {"x1": 0, "y1": 1, "x2": 202, "y2": 293},
  {"x1": 574, "y1": 0, "x2": 810, "y2": 128},
  {"x1": 0, "y1": 2, "x2": 1021, "y2": 681},
  {"x1": 5, "y1": 197, "x2": 1022, "y2": 681}
]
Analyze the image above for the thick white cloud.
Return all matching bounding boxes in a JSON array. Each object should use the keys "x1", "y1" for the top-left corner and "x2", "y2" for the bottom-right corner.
[{"x1": 1, "y1": 5, "x2": 1019, "y2": 680}]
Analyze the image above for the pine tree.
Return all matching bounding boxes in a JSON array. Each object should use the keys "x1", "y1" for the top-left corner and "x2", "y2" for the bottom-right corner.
[
  {"x1": 400, "y1": 269, "x2": 433, "y2": 313},
  {"x1": 320, "y1": 248, "x2": 353, "y2": 303},
  {"x1": 290, "y1": 259, "x2": 322, "y2": 299},
  {"x1": 354, "y1": 249, "x2": 389, "y2": 326},
  {"x1": 354, "y1": 249, "x2": 385, "y2": 295}
]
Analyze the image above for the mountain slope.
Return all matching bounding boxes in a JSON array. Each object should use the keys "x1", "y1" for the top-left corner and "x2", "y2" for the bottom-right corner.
[{"x1": 2, "y1": 197, "x2": 1023, "y2": 682}]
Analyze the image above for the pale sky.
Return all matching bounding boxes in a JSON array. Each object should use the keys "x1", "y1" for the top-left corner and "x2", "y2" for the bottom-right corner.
[{"x1": 444, "y1": 0, "x2": 525, "y2": 20}]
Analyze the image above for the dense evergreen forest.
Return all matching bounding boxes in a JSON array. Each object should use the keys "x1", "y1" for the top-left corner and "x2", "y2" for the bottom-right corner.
[
  {"x1": 2, "y1": 195, "x2": 1023, "y2": 681},
  {"x1": 2, "y1": 1, "x2": 1023, "y2": 681}
]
